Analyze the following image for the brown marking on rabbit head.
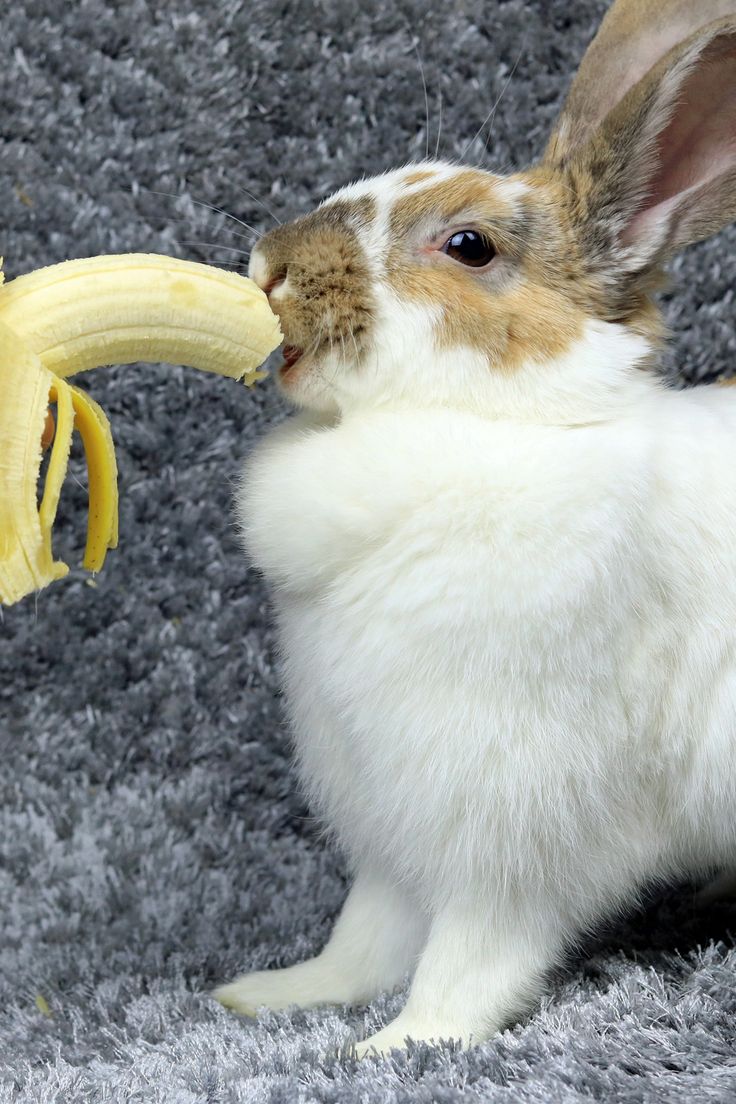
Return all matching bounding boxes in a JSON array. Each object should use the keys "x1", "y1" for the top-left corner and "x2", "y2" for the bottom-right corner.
[
  {"x1": 388, "y1": 169, "x2": 522, "y2": 238},
  {"x1": 402, "y1": 169, "x2": 437, "y2": 187},
  {"x1": 386, "y1": 163, "x2": 670, "y2": 369},
  {"x1": 523, "y1": 164, "x2": 669, "y2": 353},
  {"x1": 249, "y1": 196, "x2": 377, "y2": 364},
  {"x1": 383, "y1": 168, "x2": 595, "y2": 372},
  {"x1": 251, "y1": 154, "x2": 670, "y2": 403}
]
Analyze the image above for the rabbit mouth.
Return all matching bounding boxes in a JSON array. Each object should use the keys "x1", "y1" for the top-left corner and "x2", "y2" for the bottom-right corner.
[{"x1": 280, "y1": 345, "x2": 304, "y2": 372}]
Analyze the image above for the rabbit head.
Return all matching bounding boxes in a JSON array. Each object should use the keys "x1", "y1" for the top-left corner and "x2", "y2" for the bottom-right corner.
[{"x1": 249, "y1": 0, "x2": 736, "y2": 421}]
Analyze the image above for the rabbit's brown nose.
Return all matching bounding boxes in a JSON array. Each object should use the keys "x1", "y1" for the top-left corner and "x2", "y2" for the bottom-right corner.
[
  {"x1": 249, "y1": 246, "x2": 277, "y2": 291},
  {"x1": 263, "y1": 275, "x2": 285, "y2": 302},
  {"x1": 249, "y1": 247, "x2": 287, "y2": 306}
]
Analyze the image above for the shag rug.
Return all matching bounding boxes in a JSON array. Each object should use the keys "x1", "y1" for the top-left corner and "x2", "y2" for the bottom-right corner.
[{"x1": 2, "y1": 0, "x2": 736, "y2": 1100}]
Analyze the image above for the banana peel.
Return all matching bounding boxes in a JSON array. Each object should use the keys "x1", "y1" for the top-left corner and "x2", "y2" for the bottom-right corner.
[{"x1": 0, "y1": 254, "x2": 282, "y2": 606}]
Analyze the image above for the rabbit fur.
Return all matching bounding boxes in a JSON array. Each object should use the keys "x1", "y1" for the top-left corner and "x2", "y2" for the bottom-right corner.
[{"x1": 214, "y1": 0, "x2": 736, "y2": 1056}]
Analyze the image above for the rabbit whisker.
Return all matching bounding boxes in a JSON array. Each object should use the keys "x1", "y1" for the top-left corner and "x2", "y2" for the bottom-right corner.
[
  {"x1": 223, "y1": 175, "x2": 284, "y2": 226},
  {"x1": 158, "y1": 215, "x2": 261, "y2": 244},
  {"x1": 349, "y1": 328, "x2": 362, "y2": 366},
  {"x1": 408, "y1": 32, "x2": 431, "y2": 161},
  {"x1": 267, "y1": 257, "x2": 332, "y2": 277},
  {"x1": 173, "y1": 239, "x2": 253, "y2": 259},
  {"x1": 146, "y1": 189, "x2": 263, "y2": 237},
  {"x1": 192, "y1": 260, "x2": 248, "y2": 269},
  {"x1": 460, "y1": 38, "x2": 526, "y2": 162},
  {"x1": 483, "y1": 39, "x2": 526, "y2": 156},
  {"x1": 434, "y1": 88, "x2": 444, "y2": 161}
]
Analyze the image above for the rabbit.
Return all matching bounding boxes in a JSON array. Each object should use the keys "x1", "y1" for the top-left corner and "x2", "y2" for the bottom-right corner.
[{"x1": 214, "y1": 0, "x2": 736, "y2": 1057}]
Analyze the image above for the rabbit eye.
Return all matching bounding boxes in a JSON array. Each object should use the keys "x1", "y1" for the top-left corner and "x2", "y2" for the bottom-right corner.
[{"x1": 442, "y1": 230, "x2": 496, "y2": 268}]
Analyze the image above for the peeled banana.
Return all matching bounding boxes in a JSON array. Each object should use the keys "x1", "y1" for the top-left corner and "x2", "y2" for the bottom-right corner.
[{"x1": 0, "y1": 253, "x2": 282, "y2": 607}]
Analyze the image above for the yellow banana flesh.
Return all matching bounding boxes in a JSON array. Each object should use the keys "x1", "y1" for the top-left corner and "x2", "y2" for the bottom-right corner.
[
  {"x1": 0, "y1": 253, "x2": 280, "y2": 383},
  {"x1": 0, "y1": 253, "x2": 281, "y2": 606}
]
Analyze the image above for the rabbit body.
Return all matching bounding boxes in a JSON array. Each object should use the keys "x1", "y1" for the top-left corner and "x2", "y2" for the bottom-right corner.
[
  {"x1": 214, "y1": 0, "x2": 736, "y2": 1054},
  {"x1": 233, "y1": 330, "x2": 736, "y2": 1049}
]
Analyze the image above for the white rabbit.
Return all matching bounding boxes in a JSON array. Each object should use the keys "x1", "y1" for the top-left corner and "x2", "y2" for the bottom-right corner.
[{"x1": 214, "y1": 0, "x2": 736, "y2": 1056}]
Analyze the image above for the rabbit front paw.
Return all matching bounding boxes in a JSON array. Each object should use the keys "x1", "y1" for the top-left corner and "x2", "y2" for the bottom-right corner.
[
  {"x1": 213, "y1": 963, "x2": 338, "y2": 1015},
  {"x1": 355, "y1": 1014, "x2": 465, "y2": 1057},
  {"x1": 215, "y1": 869, "x2": 427, "y2": 1016}
]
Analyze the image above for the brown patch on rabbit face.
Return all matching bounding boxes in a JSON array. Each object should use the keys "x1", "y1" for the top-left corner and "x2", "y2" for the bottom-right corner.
[
  {"x1": 252, "y1": 197, "x2": 376, "y2": 356},
  {"x1": 384, "y1": 163, "x2": 668, "y2": 370},
  {"x1": 402, "y1": 170, "x2": 437, "y2": 187},
  {"x1": 525, "y1": 164, "x2": 668, "y2": 352},
  {"x1": 389, "y1": 169, "x2": 520, "y2": 239},
  {"x1": 257, "y1": 196, "x2": 376, "y2": 275},
  {"x1": 422, "y1": 265, "x2": 584, "y2": 371},
  {"x1": 385, "y1": 170, "x2": 589, "y2": 371}
]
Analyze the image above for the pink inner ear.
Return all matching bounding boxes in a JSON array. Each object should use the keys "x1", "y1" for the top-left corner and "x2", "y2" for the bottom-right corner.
[
  {"x1": 624, "y1": 40, "x2": 736, "y2": 249},
  {"x1": 606, "y1": 18, "x2": 722, "y2": 119}
]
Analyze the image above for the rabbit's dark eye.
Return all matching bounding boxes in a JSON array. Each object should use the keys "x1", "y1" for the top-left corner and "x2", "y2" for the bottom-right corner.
[{"x1": 442, "y1": 230, "x2": 496, "y2": 267}]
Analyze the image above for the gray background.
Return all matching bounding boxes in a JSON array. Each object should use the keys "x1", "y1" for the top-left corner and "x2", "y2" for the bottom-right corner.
[{"x1": 2, "y1": 1, "x2": 736, "y2": 1100}]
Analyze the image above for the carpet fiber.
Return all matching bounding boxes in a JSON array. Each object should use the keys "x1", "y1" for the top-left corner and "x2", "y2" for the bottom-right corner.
[{"x1": 2, "y1": 1, "x2": 736, "y2": 1100}]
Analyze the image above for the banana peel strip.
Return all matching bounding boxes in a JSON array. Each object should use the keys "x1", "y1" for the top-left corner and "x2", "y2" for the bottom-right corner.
[
  {"x1": 0, "y1": 321, "x2": 70, "y2": 600},
  {"x1": 68, "y1": 384, "x2": 119, "y2": 571}
]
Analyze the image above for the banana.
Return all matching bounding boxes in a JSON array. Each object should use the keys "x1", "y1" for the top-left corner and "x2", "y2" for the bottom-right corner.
[{"x1": 0, "y1": 253, "x2": 281, "y2": 606}]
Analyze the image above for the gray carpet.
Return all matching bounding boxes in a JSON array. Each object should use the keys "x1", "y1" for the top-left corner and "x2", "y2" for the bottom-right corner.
[{"x1": 2, "y1": 1, "x2": 736, "y2": 1100}]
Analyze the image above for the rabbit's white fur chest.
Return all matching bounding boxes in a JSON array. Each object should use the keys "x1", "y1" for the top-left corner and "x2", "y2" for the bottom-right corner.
[{"x1": 238, "y1": 345, "x2": 736, "y2": 928}]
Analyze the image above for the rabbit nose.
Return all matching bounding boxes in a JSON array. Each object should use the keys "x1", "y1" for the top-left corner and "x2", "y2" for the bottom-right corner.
[
  {"x1": 263, "y1": 275, "x2": 286, "y2": 302},
  {"x1": 248, "y1": 249, "x2": 287, "y2": 302}
]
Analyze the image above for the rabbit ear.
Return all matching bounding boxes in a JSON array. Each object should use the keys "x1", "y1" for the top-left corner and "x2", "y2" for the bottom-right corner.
[
  {"x1": 545, "y1": 0, "x2": 736, "y2": 162},
  {"x1": 541, "y1": 14, "x2": 736, "y2": 297}
]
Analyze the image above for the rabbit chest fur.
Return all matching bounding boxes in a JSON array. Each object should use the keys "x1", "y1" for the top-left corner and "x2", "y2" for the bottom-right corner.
[{"x1": 238, "y1": 364, "x2": 736, "y2": 920}]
